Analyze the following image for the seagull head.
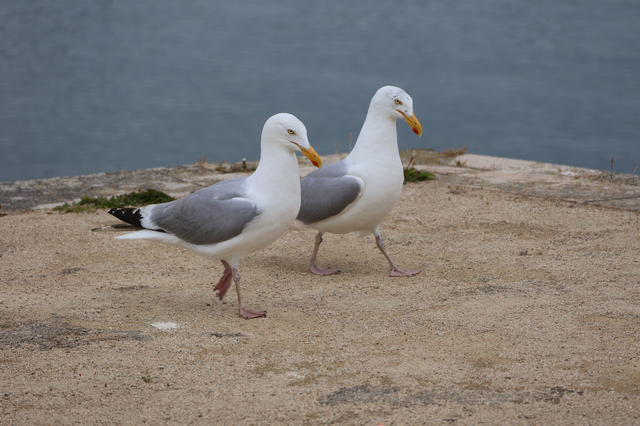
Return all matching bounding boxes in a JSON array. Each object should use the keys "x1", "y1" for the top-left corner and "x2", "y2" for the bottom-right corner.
[
  {"x1": 372, "y1": 86, "x2": 422, "y2": 137},
  {"x1": 263, "y1": 113, "x2": 322, "y2": 168}
]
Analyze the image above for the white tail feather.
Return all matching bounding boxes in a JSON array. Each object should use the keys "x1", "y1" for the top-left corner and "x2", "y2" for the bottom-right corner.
[
  {"x1": 115, "y1": 229, "x2": 182, "y2": 245},
  {"x1": 91, "y1": 224, "x2": 140, "y2": 232}
]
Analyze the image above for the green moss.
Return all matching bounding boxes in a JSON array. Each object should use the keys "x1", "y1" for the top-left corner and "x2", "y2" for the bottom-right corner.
[
  {"x1": 403, "y1": 167, "x2": 435, "y2": 184},
  {"x1": 54, "y1": 189, "x2": 175, "y2": 213}
]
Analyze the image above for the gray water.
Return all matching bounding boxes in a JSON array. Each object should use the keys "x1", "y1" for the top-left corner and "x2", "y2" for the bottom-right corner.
[{"x1": 1, "y1": 0, "x2": 639, "y2": 183}]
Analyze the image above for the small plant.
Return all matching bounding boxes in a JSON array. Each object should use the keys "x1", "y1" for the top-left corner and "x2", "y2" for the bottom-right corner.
[
  {"x1": 141, "y1": 369, "x2": 154, "y2": 383},
  {"x1": 622, "y1": 162, "x2": 640, "y2": 184},
  {"x1": 611, "y1": 158, "x2": 614, "y2": 183},
  {"x1": 215, "y1": 159, "x2": 256, "y2": 174},
  {"x1": 403, "y1": 154, "x2": 435, "y2": 184},
  {"x1": 404, "y1": 168, "x2": 435, "y2": 184},
  {"x1": 443, "y1": 146, "x2": 468, "y2": 157},
  {"x1": 447, "y1": 185, "x2": 462, "y2": 195},
  {"x1": 54, "y1": 189, "x2": 175, "y2": 213}
]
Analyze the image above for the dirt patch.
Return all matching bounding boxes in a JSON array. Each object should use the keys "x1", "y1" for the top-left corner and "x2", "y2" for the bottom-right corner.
[
  {"x1": 318, "y1": 384, "x2": 580, "y2": 407},
  {"x1": 0, "y1": 316, "x2": 148, "y2": 351}
]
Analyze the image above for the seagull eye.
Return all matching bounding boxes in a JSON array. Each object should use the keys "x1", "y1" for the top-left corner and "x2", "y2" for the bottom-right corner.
[
  {"x1": 395, "y1": 99, "x2": 403, "y2": 105},
  {"x1": 288, "y1": 129, "x2": 296, "y2": 135}
]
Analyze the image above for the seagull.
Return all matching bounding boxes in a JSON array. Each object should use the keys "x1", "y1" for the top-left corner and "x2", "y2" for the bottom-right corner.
[
  {"x1": 296, "y1": 86, "x2": 422, "y2": 277},
  {"x1": 95, "y1": 113, "x2": 322, "y2": 319}
]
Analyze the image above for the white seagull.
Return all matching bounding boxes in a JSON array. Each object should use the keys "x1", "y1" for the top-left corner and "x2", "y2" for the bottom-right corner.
[
  {"x1": 96, "y1": 113, "x2": 322, "y2": 319},
  {"x1": 296, "y1": 86, "x2": 422, "y2": 276}
]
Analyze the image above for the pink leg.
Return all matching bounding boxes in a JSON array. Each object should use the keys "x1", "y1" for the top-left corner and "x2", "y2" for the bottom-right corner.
[
  {"x1": 309, "y1": 232, "x2": 341, "y2": 276},
  {"x1": 232, "y1": 267, "x2": 266, "y2": 319},
  {"x1": 214, "y1": 260, "x2": 233, "y2": 299},
  {"x1": 374, "y1": 230, "x2": 420, "y2": 277}
]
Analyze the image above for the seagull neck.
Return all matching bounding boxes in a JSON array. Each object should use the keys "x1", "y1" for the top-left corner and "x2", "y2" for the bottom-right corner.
[
  {"x1": 349, "y1": 111, "x2": 399, "y2": 160},
  {"x1": 250, "y1": 147, "x2": 299, "y2": 189}
]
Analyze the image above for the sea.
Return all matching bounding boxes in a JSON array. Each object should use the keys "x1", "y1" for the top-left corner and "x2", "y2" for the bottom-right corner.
[{"x1": 1, "y1": 0, "x2": 639, "y2": 182}]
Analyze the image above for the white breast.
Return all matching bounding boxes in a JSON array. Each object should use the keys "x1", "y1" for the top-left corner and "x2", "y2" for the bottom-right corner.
[{"x1": 311, "y1": 156, "x2": 404, "y2": 235}]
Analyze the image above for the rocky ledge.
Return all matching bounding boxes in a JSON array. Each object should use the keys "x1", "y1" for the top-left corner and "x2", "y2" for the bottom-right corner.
[{"x1": 1, "y1": 151, "x2": 639, "y2": 213}]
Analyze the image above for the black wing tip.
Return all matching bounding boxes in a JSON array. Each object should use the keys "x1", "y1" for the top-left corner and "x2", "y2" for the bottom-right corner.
[
  {"x1": 107, "y1": 207, "x2": 167, "y2": 233},
  {"x1": 108, "y1": 207, "x2": 143, "y2": 227}
]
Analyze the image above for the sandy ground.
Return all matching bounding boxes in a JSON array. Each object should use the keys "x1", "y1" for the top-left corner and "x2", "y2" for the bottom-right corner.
[{"x1": 1, "y1": 176, "x2": 640, "y2": 425}]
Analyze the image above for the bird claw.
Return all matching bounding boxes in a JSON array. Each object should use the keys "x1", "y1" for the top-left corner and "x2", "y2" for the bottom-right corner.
[
  {"x1": 215, "y1": 279, "x2": 233, "y2": 299},
  {"x1": 310, "y1": 265, "x2": 341, "y2": 276},
  {"x1": 240, "y1": 308, "x2": 267, "y2": 319},
  {"x1": 214, "y1": 270, "x2": 233, "y2": 299},
  {"x1": 389, "y1": 267, "x2": 420, "y2": 277}
]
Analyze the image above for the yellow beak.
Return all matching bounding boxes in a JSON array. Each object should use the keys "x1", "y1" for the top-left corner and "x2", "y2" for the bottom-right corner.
[
  {"x1": 398, "y1": 110, "x2": 423, "y2": 137},
  {"x1": 297, "y1": 144, "x2": 322, "y2": 168}
]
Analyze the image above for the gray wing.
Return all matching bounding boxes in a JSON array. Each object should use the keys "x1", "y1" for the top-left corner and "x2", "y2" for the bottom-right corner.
[
  {"x1": 149, "y1": 177, "x2": 260, "y2": 245},
  {"x1": 296, "y1": 160, "x2": 364, "y2": 225}
]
